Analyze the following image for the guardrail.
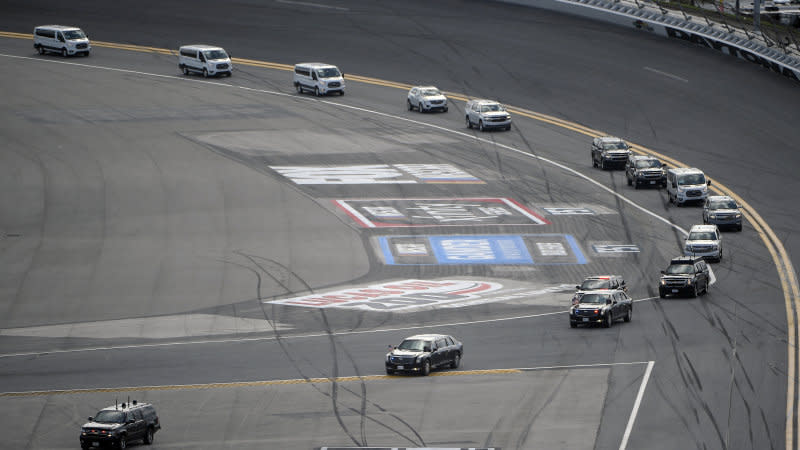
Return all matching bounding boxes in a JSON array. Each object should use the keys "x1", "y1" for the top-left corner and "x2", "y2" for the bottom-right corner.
[{"x1": 500, "y1": 0, "x2": 800, "y2": 82}]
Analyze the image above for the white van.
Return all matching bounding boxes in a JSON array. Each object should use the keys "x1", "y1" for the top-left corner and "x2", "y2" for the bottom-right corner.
[
  {"x1": 178, "y1": 45, "x2": 232, "y2": 77},
  {"x1": 666, "y1": 167, "x2": 711, "y2": 205},
  {"x1": 293, "y1": 63, "x2": 345, "y2": 96},
  {"x1": 33, "y1": 25, "x2": 91, "y2": 57}
]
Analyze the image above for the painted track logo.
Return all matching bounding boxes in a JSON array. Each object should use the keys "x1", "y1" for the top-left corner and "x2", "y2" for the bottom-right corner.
[{"x1": 266, "y1": 279, "x2": 503, "y2": 311}]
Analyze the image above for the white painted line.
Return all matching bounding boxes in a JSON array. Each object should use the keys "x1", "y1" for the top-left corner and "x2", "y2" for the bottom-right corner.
[
  {"x1": 644, "y1": 66, "x2": 689, "y2": 83},
  {"x1": 619, "y1": 360, "x2": 655, "y2": 450},
  {"x1": 0, "y1": 360, "x2": 651, "y2": 397},
  {"x1": 516, "y1": 360, "x2": 651, "y2": 371},
  {"x1": 276, "y1": 0, "x2": 349, "y2": 11},
  {"x1": 0, "y1": 297, "x2": 661, "y2": 359}
]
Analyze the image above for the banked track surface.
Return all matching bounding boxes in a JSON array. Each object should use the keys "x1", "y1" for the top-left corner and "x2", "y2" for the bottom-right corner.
[{"x1": 0, "y1": 0, "x2": 799, "y2": 448}]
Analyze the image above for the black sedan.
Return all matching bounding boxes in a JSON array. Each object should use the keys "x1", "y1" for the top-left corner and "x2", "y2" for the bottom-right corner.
[
  {"x1": 569, "y1": 290, "x2": 632, "y2": 328},
  {"x1": 385, "y1": 334, "x2": 463, "y2": 376}
]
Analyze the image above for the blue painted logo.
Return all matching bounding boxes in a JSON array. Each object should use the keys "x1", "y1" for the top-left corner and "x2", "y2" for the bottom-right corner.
[{"x1": 378, "y1": 234, "x2": 587, "y2": 266}]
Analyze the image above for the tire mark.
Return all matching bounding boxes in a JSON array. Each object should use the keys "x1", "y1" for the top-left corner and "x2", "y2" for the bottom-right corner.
[{"x1": 227, "y1": 253, "x2": 425, "y2": 446}]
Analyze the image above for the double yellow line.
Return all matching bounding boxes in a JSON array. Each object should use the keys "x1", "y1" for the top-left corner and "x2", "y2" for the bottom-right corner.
[
  {"x1": 2, "y1": 31, "x2": 798, "y2": 447},
  {"x1": 0, "y1": 369, "x2": 522, "y2": 397}
]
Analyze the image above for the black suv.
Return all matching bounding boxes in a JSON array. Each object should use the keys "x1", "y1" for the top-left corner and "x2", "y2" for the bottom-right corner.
[
  {"x1": 591, "y1": 136, "x2": 631, "y2": 170},
  {"x1": 570, "y1": 290, "x2": 633, "y2": 328},
  {"x1": 659, "y1": 256, "x2": 710, "y2": 298},
  {"x1": 386, "y1": 334, "x2": 463, "y2": 376},
  {"x1": 625, "y1": 155, "x2": 666, "y2": 189},
  {"x1": 80, "y1": 401, "x2": 160, "y2": 449}
]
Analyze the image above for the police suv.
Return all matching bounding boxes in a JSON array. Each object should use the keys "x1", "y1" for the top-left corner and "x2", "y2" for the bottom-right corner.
[{"x1": 80, "y1": 400, "x2": 160, "y2": 449}]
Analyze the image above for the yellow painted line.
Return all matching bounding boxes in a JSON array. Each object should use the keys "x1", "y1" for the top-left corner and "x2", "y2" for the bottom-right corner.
[
  {"x1": 0, "y1": 369, "x2": 523, "y2": 398},
  {"x1": 2, "y1": 31, "x2": 798, "y2": 444}
]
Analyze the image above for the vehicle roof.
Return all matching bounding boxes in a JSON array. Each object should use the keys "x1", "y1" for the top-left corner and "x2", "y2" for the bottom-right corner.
[
  {"x1": 99, "y1": 402, "x2": 152, "y2": 412},
  {"x1": 629, "y1": 154, "x2": 659, "y2": 161},
  {"x1": 36, "y1": 25, "x2": 82, "y2": 31},
  {"x1": 670, "y1": 255, "x2": 704, "y2": 264},
  {"x1": 467, "y1": 98, "x2": 500, "y2": 104},
  {"x1": 577, "y1": 289, "x2": 621, "y2": 296},
  {"x1": 668, "y1": 167, "x2": 704, "y2": 174},
  {"x1": 180, "y1": 44, "x2": 226, "y2": 51},
  {"x1": 689, "y1": 224, "x2": 719, "y2": 232},
  {"x1": 597, "y1": 136, "x2": 625, "y2": 142},
  {"x1": 707, "y1": 195, "x2": 734, "y2": 201},
  {"x1": 403, "y1": 334, "x2": 450, "y2": 341},
  {"x1": 295, "y1": 62, "x2": 339, "y2": 69},
  {"x1": 583, "y1": 275, "x2": 623, "y2": 280}
]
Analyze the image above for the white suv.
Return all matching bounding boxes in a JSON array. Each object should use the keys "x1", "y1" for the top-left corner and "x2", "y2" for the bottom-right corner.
[
  {"x1": 684, "y1": 224, "x2": 722, "y2": 262},
  {"x1": 33, "y1": 25, "x2": 91, "y2": 57},
  {"x1": 407, "y1": 86, "x2": 448, "y2": 112},
  {"x1": 465, "y1": 99, "x2": 511, "y2": 131}
]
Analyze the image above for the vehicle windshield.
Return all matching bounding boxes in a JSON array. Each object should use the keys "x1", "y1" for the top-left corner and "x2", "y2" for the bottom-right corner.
[
  {"x1": 578, "y1": 293, "x2": 610, "y2": 304},
  {"x1": 93, "y1": 411, "x2": 126, "y2": 423},
  {"x1": 63, "y1": 30, "x2": 86, "y2": 40},
  {"x1": 635, "y1": 159, "x2": 661, "y2": 169},
  {"x1": 480, "y1": 104, "x2": 504, "y2": 112},
  {"x1": 318, "y1": 67, "x2": 341, "y2": 78},
  {"x1": 602, "y1": 141, "x2": 628, "y2": 150},
  {"x1": 665, "y1": 264, "x2": 695, "y2": 274},
  {"x1": 421, "y1": 88, "x2": 441, "y2": 96},
  {"x1": 677, "y1": 174, "x2": 706, "y2": 185},
  {"x1": 709, "y1": 199, "x2": 737, "y2": 209},
  {"x1": 688, "y1": 231, "x2": 717, "y2": 240},
  {"x1": 579, "y1": 279, "x2": 611, "y2": 290},
  {"x1": 204, "y1": 50, "x2": 228, "y2": 60},
  {"x1": 397, "y1": 339, "x2": 427, "y2": 351}
]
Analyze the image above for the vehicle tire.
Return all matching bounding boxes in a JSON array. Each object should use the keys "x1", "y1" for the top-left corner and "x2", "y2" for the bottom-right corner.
[
  {"x1": 592, "y1": 157, "x2": 597, "y2": 168},
  {"x1": 37, "y1": 45, "x2": 45, "y2": 55},
  {"x1": 386, "y1": 368, "x2": 394, "y2": 375},
  {"x1": 339, "y1": 90, "x2": 344, "y2": 96},
  {"x1": 505, "y1": 124, "x2": 511, "y2": 131},
  {"x1": 314, "y1": 86, "x2": 321, "y2": 97},
  {"x1": 600, "y1": 159, "x2": 606, "y2": 170},
  {"x1": 570, "y1": 321, "x2": 577, "y2": 328},
  {"x1": 443, "y1": 106, "x2": 448, "y2": 112},
  {"x1": 61, "y1": 48, "x2": 67, "y2": 57},
  {"x1": 479, "y1": 120, "x2": 485, "y2": 132},
  {"x1": 627, "y1": 177, "x2": 632, "y2": 186},
  {"x1": 737, "y1": 224, "x2": 742, "y2": 232},
  {"x1": 143, "y1": 427, "x2": 154, "y2": 445},
  {"x1": 226, "y1": 71, "x2": 232, "y2": 77},
  {"x1": 182, "y1": 65, "x2": 189, "y2": 76},
  {"x1": 624, "y1": 307, "x2": 632, "y2": 322},
  {"x1": 408, "y1": 99, "x2": 413, "y2": 111},
  {"x1": 602, "y1": 313, "x2": 612, "y2": 328},
  {"x1": 118, "y1": 435, "x2": 127, "y2": 449},
  {"x1": 295, "y1": 83, "x2": 302, "y2": 94},
  {"x1": 202, "y1": 68, "x2": 209, "y2": 78},
  {"x1": 659, "y1": 290, "x2": 666, "y2": 298},
  {"x1": 691, "y1": 284, "x2": 698, "y2": 298},
  {"x1": 450, "y1": 353, "x2": 461, "y2": 369},
  {"x1": 83, "y1": 51, "x2": 90, "y2": 57},
  {"x1": 421, "y1": 359, "x2": 431, "y2": 376},
  {"x1": 466, "y1": 116, "x2": 472, "y2": 129}
]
